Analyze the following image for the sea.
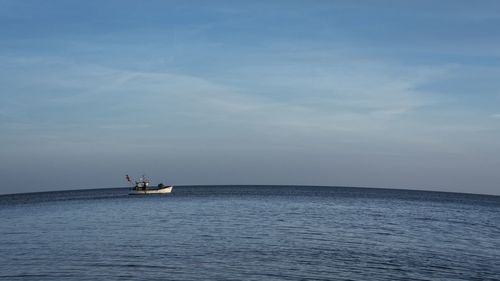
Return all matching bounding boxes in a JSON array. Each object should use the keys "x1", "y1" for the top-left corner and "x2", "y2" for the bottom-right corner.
[{"x1": 0, "y1": 185, "x2": 499, "y2": 281}]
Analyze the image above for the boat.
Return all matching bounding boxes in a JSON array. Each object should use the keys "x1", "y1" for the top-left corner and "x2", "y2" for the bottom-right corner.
[{"x1": 126, "y1": 174, "x2": 173, "y2": 195}]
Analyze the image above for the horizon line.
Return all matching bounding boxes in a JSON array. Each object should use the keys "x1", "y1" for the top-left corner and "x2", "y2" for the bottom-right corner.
[{"x1": 1, "y1": 184, "x2": 498, "y2": 198}]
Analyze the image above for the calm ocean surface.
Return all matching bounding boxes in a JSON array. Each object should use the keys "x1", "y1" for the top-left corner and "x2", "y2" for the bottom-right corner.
[{"x1": 1, "y1": 186, "x2": 499, "y2": 281}]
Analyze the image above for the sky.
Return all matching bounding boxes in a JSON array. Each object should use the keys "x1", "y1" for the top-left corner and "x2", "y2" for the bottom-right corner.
[{"x1": 1, "y1": 0, "x2": 500, "y2": 195}]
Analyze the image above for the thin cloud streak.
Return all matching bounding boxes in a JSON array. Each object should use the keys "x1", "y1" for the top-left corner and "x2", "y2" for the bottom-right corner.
[{"x1": 0, "y1": 55, "x2": 449, "y2": 142}]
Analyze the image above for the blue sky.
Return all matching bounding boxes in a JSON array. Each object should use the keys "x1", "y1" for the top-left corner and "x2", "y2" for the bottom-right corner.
[{"x1": 1, "y1": 1, "x2": 500, "y2": 195}]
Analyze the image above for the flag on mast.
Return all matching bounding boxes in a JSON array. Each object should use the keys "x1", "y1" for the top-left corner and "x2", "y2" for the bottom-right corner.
[{"x1": 126, "y1": 174, "x2": 131, "y2": 182}]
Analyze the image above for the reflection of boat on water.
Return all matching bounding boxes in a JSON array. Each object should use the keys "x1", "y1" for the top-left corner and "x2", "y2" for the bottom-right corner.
[{"x1": 126, "y1": 174, "x2": 173, "y2": 195}]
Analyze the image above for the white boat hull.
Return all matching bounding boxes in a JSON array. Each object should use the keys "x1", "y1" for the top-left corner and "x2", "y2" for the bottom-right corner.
[{"x1": 129, "y1": 186, "x2": 173, "y2": 195}]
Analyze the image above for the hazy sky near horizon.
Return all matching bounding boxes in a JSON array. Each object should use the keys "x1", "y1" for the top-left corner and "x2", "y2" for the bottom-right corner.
[{"x1": 1, "y1": 0, "x2": 500, "y2": 195}]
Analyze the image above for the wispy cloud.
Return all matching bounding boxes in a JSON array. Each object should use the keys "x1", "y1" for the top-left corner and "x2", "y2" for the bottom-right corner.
[{"x1": 0, "y1": 53, "x2": 453, "y2": 153}]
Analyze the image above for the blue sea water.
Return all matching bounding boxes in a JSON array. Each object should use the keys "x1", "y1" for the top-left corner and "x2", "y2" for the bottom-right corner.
[{"x1": 0, "y1": 185, "x2": 499, "y2": 281}]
